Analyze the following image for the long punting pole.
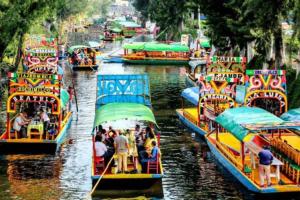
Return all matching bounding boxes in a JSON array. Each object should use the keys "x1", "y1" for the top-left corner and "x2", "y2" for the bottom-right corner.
[
  {"x1": 87, "y1": 155, "x2": 115, "y2": 199},
  {"x1": 72, "y1": 77, "x2": 79, "y2": 113}
]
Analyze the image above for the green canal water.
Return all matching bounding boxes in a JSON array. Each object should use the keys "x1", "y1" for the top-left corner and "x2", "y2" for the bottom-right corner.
[{"x1": 0, "y1": 47, "x2": 299, "y2": 200}]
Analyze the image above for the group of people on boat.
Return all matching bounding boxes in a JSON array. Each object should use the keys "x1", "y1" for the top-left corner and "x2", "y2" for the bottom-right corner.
[
  {"x1": 70, "y1": 48, "x2": 96, "y2": 66},
  {"x1": 12, "y1": 105, "x2": 56, "y2": 139},
  {"x1": 94, "y1": 124, "x2": 160, "y2": 174}
]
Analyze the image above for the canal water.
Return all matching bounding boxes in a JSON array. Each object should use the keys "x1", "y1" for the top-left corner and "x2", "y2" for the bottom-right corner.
[{"x1": 0, "y1": 47, "x2": 299, "y2": 200}]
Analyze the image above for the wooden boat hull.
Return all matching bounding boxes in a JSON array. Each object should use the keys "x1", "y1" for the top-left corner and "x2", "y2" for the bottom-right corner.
[
  {"x1": 176, "y1": 109, "x2": 206, "y2": 136},
  {"x1": 91, "y1": 174, "x2": 163, "y2": 198},
  {"x1": 72, "y1": 64, "x2": 99, "y2": 71},
  {"x1": 123, "y1": 58, "x2": 189, "y2": 65},
  {"x1": 0, "y1": 113, "x2": 72, "y2": 154},
  {"x1": 206, "y1": 137, "x2": 300, "y2": 193}
]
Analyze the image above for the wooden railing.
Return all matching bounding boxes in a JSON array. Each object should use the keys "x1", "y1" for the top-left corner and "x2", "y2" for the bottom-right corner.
[
  {"x1": 183, "y1": 110, "x2": 198, "y2": 126},
  {"x1": 215, "y1": 139, "x2": 243, "y2": 170}
]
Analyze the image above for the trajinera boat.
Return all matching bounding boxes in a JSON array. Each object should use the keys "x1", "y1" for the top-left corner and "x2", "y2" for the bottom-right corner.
[
  {"x1": 177, "y1": 56, "x2": 246, "y2": 136},
  {"x1": 0, "y1": 34, "x2": 72, "y2": 154},
  {"x1": 91, "y1": 74, "x2": 163, "y2": 198},
  {"x1": 123, "y1": 42, "x2": 190, "y2": 65},
  {"x1": 68, "y1": 45, "x2": 98, "y2": 70},
  {"x1": 206, "y1": 106, "x2": 300, "y2": 193}
]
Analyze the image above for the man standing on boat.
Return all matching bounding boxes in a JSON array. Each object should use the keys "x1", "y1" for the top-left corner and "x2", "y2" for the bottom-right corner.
[
  {"x1": 114, "y1": 131, "x2": 129, "y2": 173},
  {"x1": 258, "y1": 146, "x2": 273, "y2": 187}
]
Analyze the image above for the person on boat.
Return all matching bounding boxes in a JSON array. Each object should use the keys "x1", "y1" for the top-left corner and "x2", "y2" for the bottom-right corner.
[
  {"x1": 144, "y1": 130, "x2": 157, "y2": 153},
  {"x1": 136, "y1": 128, "x2": 146, "y2": 152},
  {"x1": 13, "y1": 111, "x2": 30, "y2": 138},
  {"x1": 134, "y1": 124, "x2": 141, "y2": 135},
  {"x1": 145, "y1": 126, "x2": 153, "y2": 139},
  {"x1": 258, "y1": 145, "x2": 274, "y2": 187},
  {"x1": 140, "y1": 140, "x2": 160, "y2": 173},
  {"x1": 114, "y1": 131, "x2": 129, "y2": 173},
  {"x1": 40, "y1": 108, "x2": 50, "y2": 137},
  {"x1": 95, "y1": 135, "x2": 109, "y2": 162}
]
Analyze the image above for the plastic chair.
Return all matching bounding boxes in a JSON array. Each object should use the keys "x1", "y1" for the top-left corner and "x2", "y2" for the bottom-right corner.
[
  {"x1": 95, "y1": 156, "x2": 105, "y2": 173},
  {"x1": 147, "y1": 153, "x2": 160, "y2": 174}
]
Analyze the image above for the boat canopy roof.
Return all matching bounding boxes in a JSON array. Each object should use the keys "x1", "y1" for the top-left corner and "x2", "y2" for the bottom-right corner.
[
  {"x1": 60, "y1": 89, "x2": 70, "y2": 109},
  {"x1": 215, "y1": 107, "x2": 300, "y2": 141},
  {"x1": 200, "y1": 40, "x2": 210, "y2": 48},
  {"x1": 68, "y1": 45, "x2": 89, "y2": 53},
  {"x1": 181, "y1": 87, "x2": 199, "y2": 105},
  {"x1": 111, "y1": 27, "x2": 122, "y2": 33},
  {"x1": 123, "y1": 42, "x2": 190, "y2": 52},
  {"x1": 94, "y1": 102, "x2": 156, "y2": 128},
  {"x1": 96, "y1": 74, "x2": 151, "y2": 109},
  {"x1": 189, "y1": 60, "x2": 207, "y2": 71},
  {"x1": 118, "y1": 21, "x2": 141, "y2": 28},
  {"x1": 281, "y1": 108, "x2": 300, "y2": 122}
]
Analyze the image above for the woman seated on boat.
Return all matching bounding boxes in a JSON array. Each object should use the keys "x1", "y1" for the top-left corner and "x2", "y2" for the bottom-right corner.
[
  {"x1": 139, "y1": 129, "x2": 157, "y2": 159},
  {"x1": 12, "y1": 111, "x2": 30, "y2": 138},
  {"x1": 144, "y1": 130, "x2": 157, "y2": 153},
  {"x1": 140, "y1": 141, "x2": 160, "y2": 173},
  {"x1": 95, "y1": 135, "x2": 114, "y2": 166}
]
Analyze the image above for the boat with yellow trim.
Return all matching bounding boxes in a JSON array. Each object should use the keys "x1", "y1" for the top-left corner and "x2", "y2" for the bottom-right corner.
[
  {"x1": 0, "y1": 35, "x2": 72, "y2": 154},
  {"x1": 68, "y1": 45, "x2": 98, "y2": 70},
  {"x1": 123, "y1": 42, "x2": 190, "y2": 65},
  {"x1": 177, "y1": 70, "x2": 245, "y2": 136},
  {"x1": 91, "y1": 74, "x2": 163, "y2": 198},
  {"x1": 206, "y1": 106, "x2": 300, "y2": 193}
]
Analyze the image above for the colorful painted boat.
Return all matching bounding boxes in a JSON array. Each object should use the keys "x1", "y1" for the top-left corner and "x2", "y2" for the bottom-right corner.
[
  {"x1": 206, "y1": 106, "x2": 300, "y2": 193},
  {"x1": 123, "y1": 42, "x2": 190, "y2": 65},
  {"x1": 244, "y1": 69, "x2": 288, "y2": 116},
  {"x1": 176, "y1": 70, "x2": 245, "y2": 137},
  {"x1": 0, "y1": 35, "x2": 72, "y2": 154},
  {"x1": 68, "y1": 45, "x2": 99, "y2": 70},
  {"x1": 91, "y1": 74, "x2": 163, "y2": 198}
]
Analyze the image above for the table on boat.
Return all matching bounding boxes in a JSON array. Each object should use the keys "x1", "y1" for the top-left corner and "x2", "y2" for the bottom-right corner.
[
  {"x1": 27, "y1": 121, "x2": 44, "y2": 139},
  {"x1": 245, "y1": 141, "x2": 283, "y2": 182}
]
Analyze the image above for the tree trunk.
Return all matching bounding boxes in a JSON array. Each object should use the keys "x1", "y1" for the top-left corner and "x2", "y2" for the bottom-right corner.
[
  {"x1": 274, "y1": 22, "x2": 284, "y2": 69},
  {"x1": 14, "y1": 33, "x2": 24, "y2": 70}
]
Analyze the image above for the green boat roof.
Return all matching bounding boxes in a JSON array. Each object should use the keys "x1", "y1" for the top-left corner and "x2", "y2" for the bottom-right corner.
[
  {"x1": 123, "y1": 42, "x2": 145, "y2": 50},
  {"x1": 123, "y1": 42, "x2": 190, "y2": 52},
  {"x1": 215, "y1": 107, "x2": 285, "y2": 141},
  {"x1": 94, "y1": 103, "x2": 157, "y2": 128},
  {"x1": 200, "y1": 40, "x2": 210, "y2": 48},
  {"x1": 111, "y1": 27, "x2": 122, "y2": 33}
]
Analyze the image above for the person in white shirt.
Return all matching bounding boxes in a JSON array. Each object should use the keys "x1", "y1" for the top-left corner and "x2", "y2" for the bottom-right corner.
[
  {"x1": 13, "y1": 111, "x2": 30, "y2": 138},
  {"x1": 40, "y1": 108, "x2": 50, "y2": 137},
  {"x1": 95, "y1": 135, "x2": 108, "y2": 158}
]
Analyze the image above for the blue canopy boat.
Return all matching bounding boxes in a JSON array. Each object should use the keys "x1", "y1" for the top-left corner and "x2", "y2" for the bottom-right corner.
[{"x1": 91, "y1": 74, "x2": 163, "y2": 198}]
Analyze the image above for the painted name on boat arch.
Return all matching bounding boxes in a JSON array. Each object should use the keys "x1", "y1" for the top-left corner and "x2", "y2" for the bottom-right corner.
[
  {"x1": 199, "y1": 94, "x2": 235, "y2": 107},
  {"x1": 7, "y1": 94, "x2": 60, "y2": 114},
  {"x1": 245, "y1": 90, "x2": 287, "y2": 109}
]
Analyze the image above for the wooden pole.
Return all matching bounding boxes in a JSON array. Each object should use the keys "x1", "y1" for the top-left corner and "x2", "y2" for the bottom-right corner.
[{"x1": 87, "y1": 155, "x2": 115, "y2": 199}]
